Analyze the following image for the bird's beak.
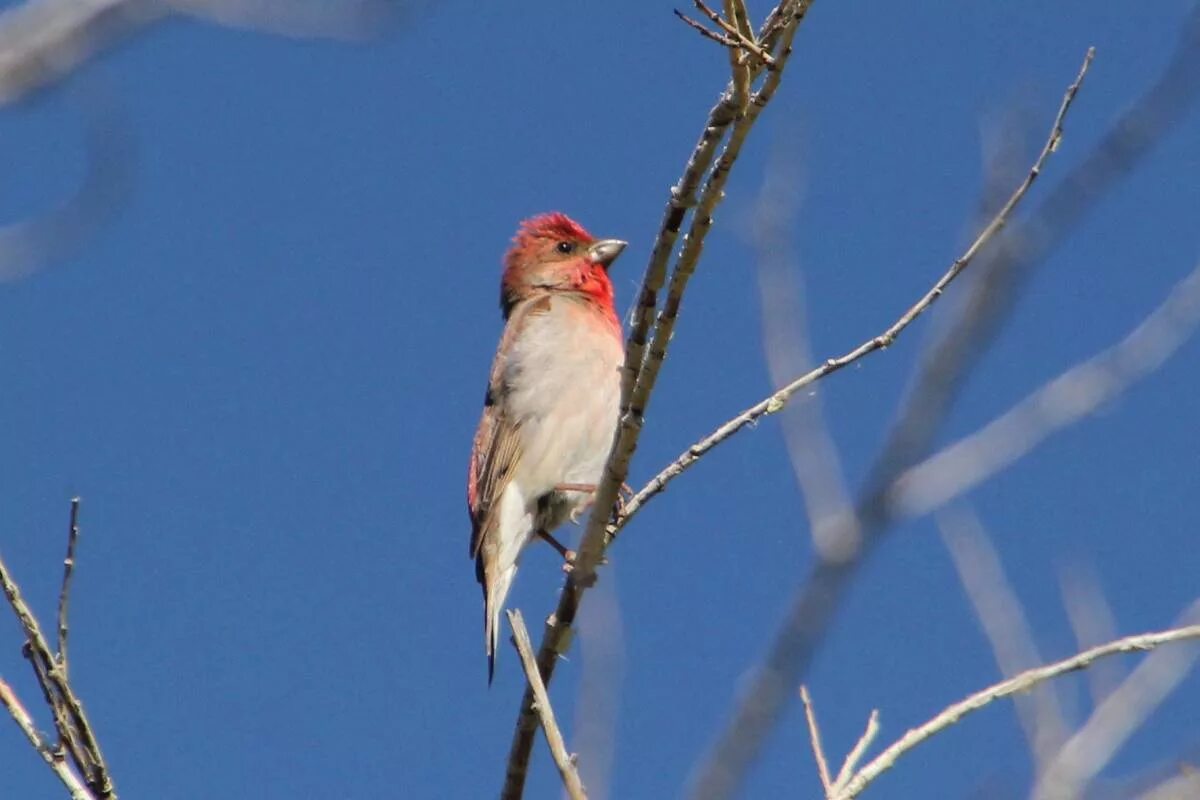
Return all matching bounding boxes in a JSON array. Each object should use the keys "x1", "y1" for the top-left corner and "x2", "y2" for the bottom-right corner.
[{"x1": 588, "y1": 239, "x2": 627, "y2": 268}]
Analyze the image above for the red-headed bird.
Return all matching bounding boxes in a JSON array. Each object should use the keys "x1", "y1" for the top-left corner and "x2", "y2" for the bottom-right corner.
[{"x1": 467, "y1": 212, "x2": 626, "y2": 681}]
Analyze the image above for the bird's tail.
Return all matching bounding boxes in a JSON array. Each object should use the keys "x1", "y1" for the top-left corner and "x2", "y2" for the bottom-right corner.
[{"x1": 481, "y1": 562, "x2": 518, "y2": 684}]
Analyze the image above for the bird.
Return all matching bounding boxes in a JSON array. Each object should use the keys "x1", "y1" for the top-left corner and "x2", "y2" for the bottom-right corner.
[{"x1": 467, "y1": 212, "x2": 627, "y2": 682}]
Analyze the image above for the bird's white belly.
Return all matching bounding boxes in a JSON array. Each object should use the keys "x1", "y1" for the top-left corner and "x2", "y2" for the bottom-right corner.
[{"x1": 503, "y1": 298, "x2": 622, "y2": 526}]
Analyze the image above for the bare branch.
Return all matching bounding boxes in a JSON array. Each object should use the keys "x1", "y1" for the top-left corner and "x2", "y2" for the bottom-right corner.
[
  {"x1": 616, "y1": 48, "x2": 1095, "y2": 533},
  {"x1": 57, "y1": 498, "x2": 82, "y2": 676},
  {"x1": 673, "y1": 0, "x2": 776, "y2": 68},
  {"x1": 1032, "y1": 602, "x2": 1200, "y2": 800},
  {"x1": 830, "y1": 620, "x2": 1200, "y2": 800},
  {"x1": 0, "y1": 677, "x2": 94, "y2": 800},
  {"x1": 584, "y1": 0, "x2": 812, "y2": 586},
  {"x1": 674, "y1": 9, "x2": 743, "y2": 51},
  {"x1": 1, "y1": 502, "x2": 116, "y2": 798},
  {"x1": 830, "y1": 711, "x2": 879, "y2": 794},
  {"x1": 506, "y1": 610, "x2": 587, "y2": 800},
  {"x1": 798, "y1": 686, "x2": 832, "y2": 794}
]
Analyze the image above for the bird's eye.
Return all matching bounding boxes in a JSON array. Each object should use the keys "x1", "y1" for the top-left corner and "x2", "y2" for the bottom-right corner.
[{"x1": 556, "y1": 241, "x2": 575, "y2": 254}]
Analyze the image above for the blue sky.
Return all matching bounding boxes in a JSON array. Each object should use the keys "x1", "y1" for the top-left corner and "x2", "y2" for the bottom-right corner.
[{"x1": 2, "y1": 1, "x2": 1199, "y2": 798}]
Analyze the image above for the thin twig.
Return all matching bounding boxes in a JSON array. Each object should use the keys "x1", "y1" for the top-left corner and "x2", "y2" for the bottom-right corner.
[
  {"x1": 0, "y1": 545, "x2": 116, "y2": 798},
  {"x1": 830, "y1": 711, "x2": 879, "y2": 793},
  {"x1": 798, "y1": 686, "x2": 832, "y2": 793},
  {"x1": 674, "y1": 9, "x2": 741, "y2": 50},
  {"x1": 685, "y1": 0, "x2": 776, "y2": 67},
  {"x1": 0, "y1": 677, "x2": 94, "y2": 800},
  {"x1": 830, "y1": 622, "x2": 1200, "y2": 800},
  {"x1": 615, "y1": 47, "x2": 1095, "y2": 534},
  {"x1": 57, "y1": 498, "x2": 81, "y2": 675},
  {"x1": 506, "y1": 611, "x2": 587, "y2": 800}
]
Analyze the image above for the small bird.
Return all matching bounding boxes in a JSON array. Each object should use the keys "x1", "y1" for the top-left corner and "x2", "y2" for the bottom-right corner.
[{"x1": 467, "y1": 212, "x2": 627, "y2": 681}]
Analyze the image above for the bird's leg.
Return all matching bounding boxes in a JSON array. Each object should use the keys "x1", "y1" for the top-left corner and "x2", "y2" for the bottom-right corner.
[
  {"x1": 555, "y1": 482, "x2": 635, "y2": 521},
  {"x1": 536, "y1": 529, "x2": 577, "y2": 573}
]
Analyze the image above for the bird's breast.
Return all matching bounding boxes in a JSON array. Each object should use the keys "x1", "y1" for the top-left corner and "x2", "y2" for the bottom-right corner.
[{"x1": 502, "y1": 297, "x2": 623, "y2": 502}]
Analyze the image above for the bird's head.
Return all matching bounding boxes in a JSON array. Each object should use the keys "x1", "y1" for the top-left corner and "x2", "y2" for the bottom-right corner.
[{"x1": 500, "y1": 212, "x2": 626, "y2": 319}]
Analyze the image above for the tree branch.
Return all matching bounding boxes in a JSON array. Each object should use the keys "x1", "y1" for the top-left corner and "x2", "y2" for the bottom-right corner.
[
  {"x1": 1032, "y1": 602, "x2": 1200, "y2": 799},
  {"x1": 798, "y1": 686, "x2": 832, "y2": 793},
  {"x1": 615, "y1": 47, "x2": 1095, "y2": 533},
  {"x1": 506, "y1": 610, "x2": 587, "y2": 800},
  {"x1": 56, "y1": 498, "x2": 81, "y2": 678},
  {"x1": 830, "y1": 618, "x2": 1200, "y2": 800},
  {"x1": 0, "y1": 677, "x2": 94, "y2": 800},
  {"x1": 1, "y1": 499, "x2": 116, "y2": 799}
]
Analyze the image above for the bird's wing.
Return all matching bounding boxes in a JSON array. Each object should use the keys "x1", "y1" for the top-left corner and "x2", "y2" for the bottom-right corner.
[
  {"x1": 467, "y1": 397, "x2": 521, "y2": 560},
  {"x1": 467, "y1": 298, "x2": 550, "y2": 560}
]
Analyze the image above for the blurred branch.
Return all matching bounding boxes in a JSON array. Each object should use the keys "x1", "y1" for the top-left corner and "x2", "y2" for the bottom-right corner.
[
  {"x1": 1033, "y1": 601, "x2": 1200, "y2": 800},
  {"x1": 937, "y1": 506, "x2": 1069, "y2": 768},
  {"x1": 0, "y1": 0, "x2": 156, "y2": 106},
  {"x1": 506, "y1": 610, "x2": 587, "y2": 800},
  {"x1": 827, "y1": 618, "x2": 1200, "y2": 800},
  {"x1": 614, "y1": 48, "x2": 1095, "y2": 536},
  {"x1": 0, "y1": 99, "x2": 135, "y2": 283},
  {"x1": 752, "y1": 142, "x2": 858, "y2": 560},
  {"x1": 1139, "y1": 769, "x2": 1200, "y2": 800},
  {"x1": 0, "y1": 499, "x2": 115, "y2": 799},
  {"x1": 500, "y1": 3, "x2": 815, "y2": 795},
  {"x1": 892, "y1": 257, "x2": 1200, "y2": 518},
  {"x1": 161, "y1": 0, "x2": 393, "y2": 40},
  {"x1": 0, "y1": 0, "x2": 393, "y2": 109},
  {"x1": 571, "y1": 571, "x2": 625, "y2": 800},
  {"x1": 1060, "y1": 566, "x2": 1124, "y2": 705}
]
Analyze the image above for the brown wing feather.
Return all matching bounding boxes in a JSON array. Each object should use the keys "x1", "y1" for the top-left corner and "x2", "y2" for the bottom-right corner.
[
  {"x1": 467, "y1": 399, "x2": 522, "y2": 560},
  {"x1": 467, "y1": 297, "x2": 550, "y2": 560}
]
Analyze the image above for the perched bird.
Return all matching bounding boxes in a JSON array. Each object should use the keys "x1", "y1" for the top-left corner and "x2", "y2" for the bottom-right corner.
[{"x1": 467, "y1": 212, "x2": 627, "y2": 681}]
